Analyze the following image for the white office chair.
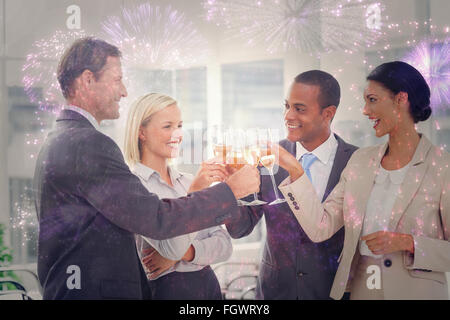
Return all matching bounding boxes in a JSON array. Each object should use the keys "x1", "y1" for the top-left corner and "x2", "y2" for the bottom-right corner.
[
  {"x1": 0, "y1": 265, "x2": 42, "y2": 300},
  {"x1": 213, "y1": 261, "x2": 259, "y2": 300}
]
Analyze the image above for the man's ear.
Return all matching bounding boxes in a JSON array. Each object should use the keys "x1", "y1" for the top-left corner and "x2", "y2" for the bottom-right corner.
[
  {"x1": 80, "y1": 69, "x2": 95, "y2": 86},
  {"x1": 323, "y1": 105, "x2": 337, "y2": 123}
]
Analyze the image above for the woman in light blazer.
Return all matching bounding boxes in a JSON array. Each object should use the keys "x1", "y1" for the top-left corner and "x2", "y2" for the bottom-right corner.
[
  {"x1": 273, "y1": 61, "x2": 450, "y2": 299},
  {"x1": 123, "y1": 93, "x2": 233, "y2": 299}
]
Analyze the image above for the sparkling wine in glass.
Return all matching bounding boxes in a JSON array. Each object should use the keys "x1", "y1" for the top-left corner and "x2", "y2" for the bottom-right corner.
[
  {"x1": 211, "y1": 125, "x2": 229, "y2": 164},
  {"x1": 226, "y1": 129, "x2": 250, "y2": 206},
  {"x1": 244, "y1": 129, "x2": 267, "y2": 206},
  {"x1": 213, "y1": 144, "x2": 231, "y2": 164},
  {"x1": 258, "y1": 128, "x2": 286, "y2": 206}
]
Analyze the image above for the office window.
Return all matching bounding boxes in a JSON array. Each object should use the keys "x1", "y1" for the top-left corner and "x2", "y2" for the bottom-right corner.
[
  {"x1": 9, "y1": 178, "x2": 37, "y2": 264},
  {"x1": 7, "y1": 86, "x2": 46, "y2": 265},
  {"x1": 222, "y1": 59, "x2": 285, "y2": 131},
  {"x1": 175, "y1": 68, "x2": 208, "y2": 174},
  {"x1": 175, "y1": 67, "x2": 208, "y2": 125},
  {"x1": 221, "y1": 60, "x2": 284, "y2": 246}
]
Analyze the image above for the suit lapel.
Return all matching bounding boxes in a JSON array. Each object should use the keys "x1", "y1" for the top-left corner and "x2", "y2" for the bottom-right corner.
[
  {"x1": 351, "y1": 142, "x2": 388, "y2": 240},
  {"x1": 322, "y1": 135, "x2": 354, "y2": 202},
  {"x1": 262, "y1": 140, "x2": 293, "y2": 196},
  {"x1": 388, "y1": 135, "x2": 432, "y2": 231}
]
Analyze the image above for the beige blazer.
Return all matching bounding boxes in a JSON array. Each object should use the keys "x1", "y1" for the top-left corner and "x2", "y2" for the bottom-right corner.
[{"x1": 279, "y1": 135, "x2": 450, "y2": 300}]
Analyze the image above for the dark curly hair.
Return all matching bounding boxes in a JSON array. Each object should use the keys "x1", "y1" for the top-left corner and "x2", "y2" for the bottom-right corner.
[{"x1": 367, "y1": 61, "x2": 432, "y2": 123}]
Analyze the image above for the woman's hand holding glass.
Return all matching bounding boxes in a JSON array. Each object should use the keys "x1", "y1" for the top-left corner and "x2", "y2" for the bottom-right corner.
[
  {"x1": 188, "y1": 159, "x2": 230, "y2": 193},
  {"x1": 210, "y1": 128, "x2": 263, "y2": 206},
  {"x1": 210, "y1": 127, "x2": 298, "y2": 206},
  {"x1": 205, "y1": 126, "x2": 261, "y2": 202}
]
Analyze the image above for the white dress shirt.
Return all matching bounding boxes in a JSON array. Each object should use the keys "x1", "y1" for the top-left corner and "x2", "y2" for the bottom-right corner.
[
  {"x1": 132, "y1": 163, "x2": 233, "y2": 280},
  {"x1": 359, "y1": 163, "x2": 411, "y2": 258},
  {"x1": 63, "y1": 105, "x2": 100, "y2": 131},
  {"x1": 295, "y1": 133, "x2": 338, "y2": 201}
]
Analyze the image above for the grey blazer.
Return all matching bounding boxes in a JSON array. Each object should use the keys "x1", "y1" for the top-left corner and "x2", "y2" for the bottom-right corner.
[
  {"x1": 33, "y1": 110, "x2": 239, "y2": 299},
  {"x1": 226, "y1": 135, "x2": 358, "y2": 299}
]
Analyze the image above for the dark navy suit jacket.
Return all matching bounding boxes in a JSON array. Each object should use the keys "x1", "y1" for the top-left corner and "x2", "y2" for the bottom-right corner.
[
  {"x1": 226, "y1": 135, "x2": 358, "y2": 300},
  {"x1": 33, "y1": 110, "x2": 239, "y2": 299}
]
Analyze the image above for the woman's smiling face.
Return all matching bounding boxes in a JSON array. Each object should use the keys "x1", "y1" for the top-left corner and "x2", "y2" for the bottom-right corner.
[
  {"x1": 363, "y1": 80, "x2": 402, "y2": 138},
  {"x1": 139, "y1": 104, "x2": 183, "y2": 159}
]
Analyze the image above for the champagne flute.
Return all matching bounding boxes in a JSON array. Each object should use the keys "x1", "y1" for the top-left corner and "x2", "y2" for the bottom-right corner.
[
  {"x1": 211, "y1": 125, "x2": 230, "y2": 164},
  {"x1": 210, "y1": 125, "x2": 230, "y2": 186},
  {"x1": 244, "y1": 128, "x2": 267, "y2": 206},
  {"x1": 258, "y1": 128, "x2": 286, "y2": 206},
  {"x1": 225, "y1": 128, "x2": 250, "y2": 206}
]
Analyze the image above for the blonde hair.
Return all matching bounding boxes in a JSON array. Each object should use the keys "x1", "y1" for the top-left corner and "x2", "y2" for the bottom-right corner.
[{"x1": 124, "y1": 93, "x2": 177, "y2": 168}]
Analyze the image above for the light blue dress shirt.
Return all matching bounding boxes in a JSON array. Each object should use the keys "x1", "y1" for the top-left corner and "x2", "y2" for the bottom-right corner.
[{"x1": 295, "y1": 133, "x2": 338, "y2": 201}]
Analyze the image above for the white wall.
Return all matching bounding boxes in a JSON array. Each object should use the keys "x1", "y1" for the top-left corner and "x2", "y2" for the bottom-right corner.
[{"x1": 0, "y1": 0, "x2": 10, "y2": 236}]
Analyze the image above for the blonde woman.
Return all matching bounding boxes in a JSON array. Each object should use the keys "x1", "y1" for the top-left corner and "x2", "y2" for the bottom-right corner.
[{"x1": 124, "y1": 93, "x2": 233, "y2": 300}]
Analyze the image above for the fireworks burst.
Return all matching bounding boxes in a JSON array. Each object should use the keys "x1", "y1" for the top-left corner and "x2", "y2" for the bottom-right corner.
[
  {"x1": 367, "y1": 18, "x2": 447, "y2": 71},
  {"x1": 101, "y1": 3, "x2": 209, "y2": 70},
  {"x1": 22, "y1": 30, "x2": 89, "y2": 113},
  {"x1": 203, "y1": 0, "x2": 385, "y2": 54},
  {"x1": 403, "y1": 38, "x2": 450, "y2": 110}
]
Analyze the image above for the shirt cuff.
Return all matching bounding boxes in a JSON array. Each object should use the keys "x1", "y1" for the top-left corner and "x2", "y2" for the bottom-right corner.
[
  {"x1": 278, "y1": 174, "x2": 313, "y2": 218},
  {"x1": 190, "y1": 239, "x2": 206, "y2": 265},
  {"x1": 211, "y1": 182, "x2": 240, "y2": 224},
  {"x1": 278, "y1": 173, "x2": 310, "y2": 192},
  {"x1": 403, "y1": 236, "x2": 416, "y2": 269},
  {"x1": 278, "y1": 176, "x2": 292, "y2": 188},
  {"x1": 403, "y1": 235, "x2": 436, "y2": 272}
]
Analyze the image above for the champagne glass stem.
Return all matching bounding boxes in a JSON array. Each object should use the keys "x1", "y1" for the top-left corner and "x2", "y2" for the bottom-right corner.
[{"x1": 268, "y1": 168, "x2": 282, "y2": 200}]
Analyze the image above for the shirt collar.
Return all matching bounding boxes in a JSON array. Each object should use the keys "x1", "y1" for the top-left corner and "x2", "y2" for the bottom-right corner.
[
  {"x1": 295, "y1": 133, "x2": 337, "y2": 165},
  {"x1": 63, "y1": 105, "x2": 100, "y2": 131},
  {"x1": 168, "y1": 165, "x2": 183, "y2": 181},
  {"x1": 375, "y1": 164, "x2": 411, "y2": 185},
  {"x1": 133, "y1": 162, "x2": 183, "y2": 183},
  {"x1": 133, "y1": 162, "x2": 157, "y2": 181}
]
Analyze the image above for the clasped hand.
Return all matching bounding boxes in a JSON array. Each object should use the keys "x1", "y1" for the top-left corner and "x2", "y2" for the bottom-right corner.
[
  {"x1": 361, "y1": 231, "x2": 415, "y2": 255},
  {"x1": 141, "y1": 247, "x2": 177, "y2": 280}
]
